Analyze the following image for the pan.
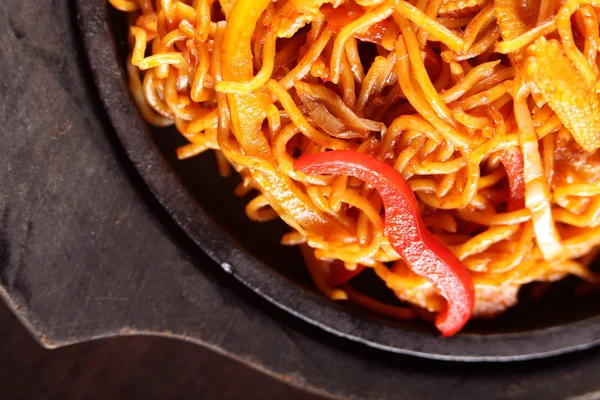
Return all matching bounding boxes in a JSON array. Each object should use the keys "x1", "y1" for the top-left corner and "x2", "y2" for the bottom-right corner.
[{"x1": 76, "y1": 0, "x2": 600, "y2": 361}]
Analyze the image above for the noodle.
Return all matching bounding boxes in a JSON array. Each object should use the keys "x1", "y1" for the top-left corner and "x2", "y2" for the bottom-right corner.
[{"x1": 111, "y1": 0, "x2": 600, "y2": 330}]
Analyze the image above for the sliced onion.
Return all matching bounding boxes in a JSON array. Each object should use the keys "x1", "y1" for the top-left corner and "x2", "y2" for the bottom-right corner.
[
  {"x1": 297, "y1": 90, "x2": 369, "y2": 139},
  {"x1": 295, "y1": 81, "x2": 385, "y2": 134}
]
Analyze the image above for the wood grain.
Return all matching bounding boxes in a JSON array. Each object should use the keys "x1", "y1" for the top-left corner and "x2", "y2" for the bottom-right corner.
[{"x1": 0, "y1": 299, "x2": 320, "y2": 400}]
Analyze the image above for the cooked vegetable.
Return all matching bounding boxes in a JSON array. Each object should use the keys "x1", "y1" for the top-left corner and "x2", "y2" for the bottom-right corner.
[{"x1": 295, "y1": 150, "x2": 475, "y2": 337}]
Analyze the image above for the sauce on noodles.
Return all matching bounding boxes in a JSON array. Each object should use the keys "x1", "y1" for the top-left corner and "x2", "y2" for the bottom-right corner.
[{"x1": 110, "y1": 0, "x2": 600, "y2": 335}]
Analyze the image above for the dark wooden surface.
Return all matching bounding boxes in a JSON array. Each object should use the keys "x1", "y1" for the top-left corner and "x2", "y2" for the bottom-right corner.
[
  {"x1": 4, "y1": 1, "x2": 600, "y2": 399},
  {"x1": 0, "y1": 294, "x2": 321, "y2": 399}
]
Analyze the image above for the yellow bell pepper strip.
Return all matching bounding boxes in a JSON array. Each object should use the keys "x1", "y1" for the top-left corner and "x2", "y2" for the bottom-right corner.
[{"x1": 221, "y1": 0, "x2": 349, "y2": 238}]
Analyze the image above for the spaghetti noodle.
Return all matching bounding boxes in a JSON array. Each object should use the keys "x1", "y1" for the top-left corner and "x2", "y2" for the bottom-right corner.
[{"x1": 110, "y1": 0, "x2": 600, "y2": 335}]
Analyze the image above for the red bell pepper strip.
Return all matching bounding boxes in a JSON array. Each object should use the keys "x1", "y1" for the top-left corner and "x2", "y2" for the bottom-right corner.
[
  {"x1": 499, "y1": 149, "x2": 525, "y2": 212},
  {"x1": 327, "y1": 262, "x2": 366, "y2": 287},
  {"x1": 321, "y1": 2, "x2": 389, "y2": 45},
  {"x1": 295, "y1": 150, "x2": 475, "y2": 337}
]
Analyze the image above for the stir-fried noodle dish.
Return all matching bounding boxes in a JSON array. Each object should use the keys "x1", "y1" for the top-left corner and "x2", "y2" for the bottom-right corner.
[{"x1": 110, "y1": 0, "x2": 600, "y2": 336}]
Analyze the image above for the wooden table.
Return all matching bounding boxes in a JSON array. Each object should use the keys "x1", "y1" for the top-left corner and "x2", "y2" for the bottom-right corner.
[{"x1": 0, "y1": 299, "x2": 319, "y2": 399}]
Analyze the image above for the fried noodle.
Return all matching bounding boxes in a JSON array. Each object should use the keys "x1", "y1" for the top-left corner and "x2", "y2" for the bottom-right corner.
[{"x1": 110, "y1": 0, "x2": 600, "y2": 328}]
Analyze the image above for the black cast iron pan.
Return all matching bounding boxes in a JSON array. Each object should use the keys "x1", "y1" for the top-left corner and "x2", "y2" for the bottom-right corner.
[{"x1": 75, "y1": 0, "x2": 600, "y2": 362}]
